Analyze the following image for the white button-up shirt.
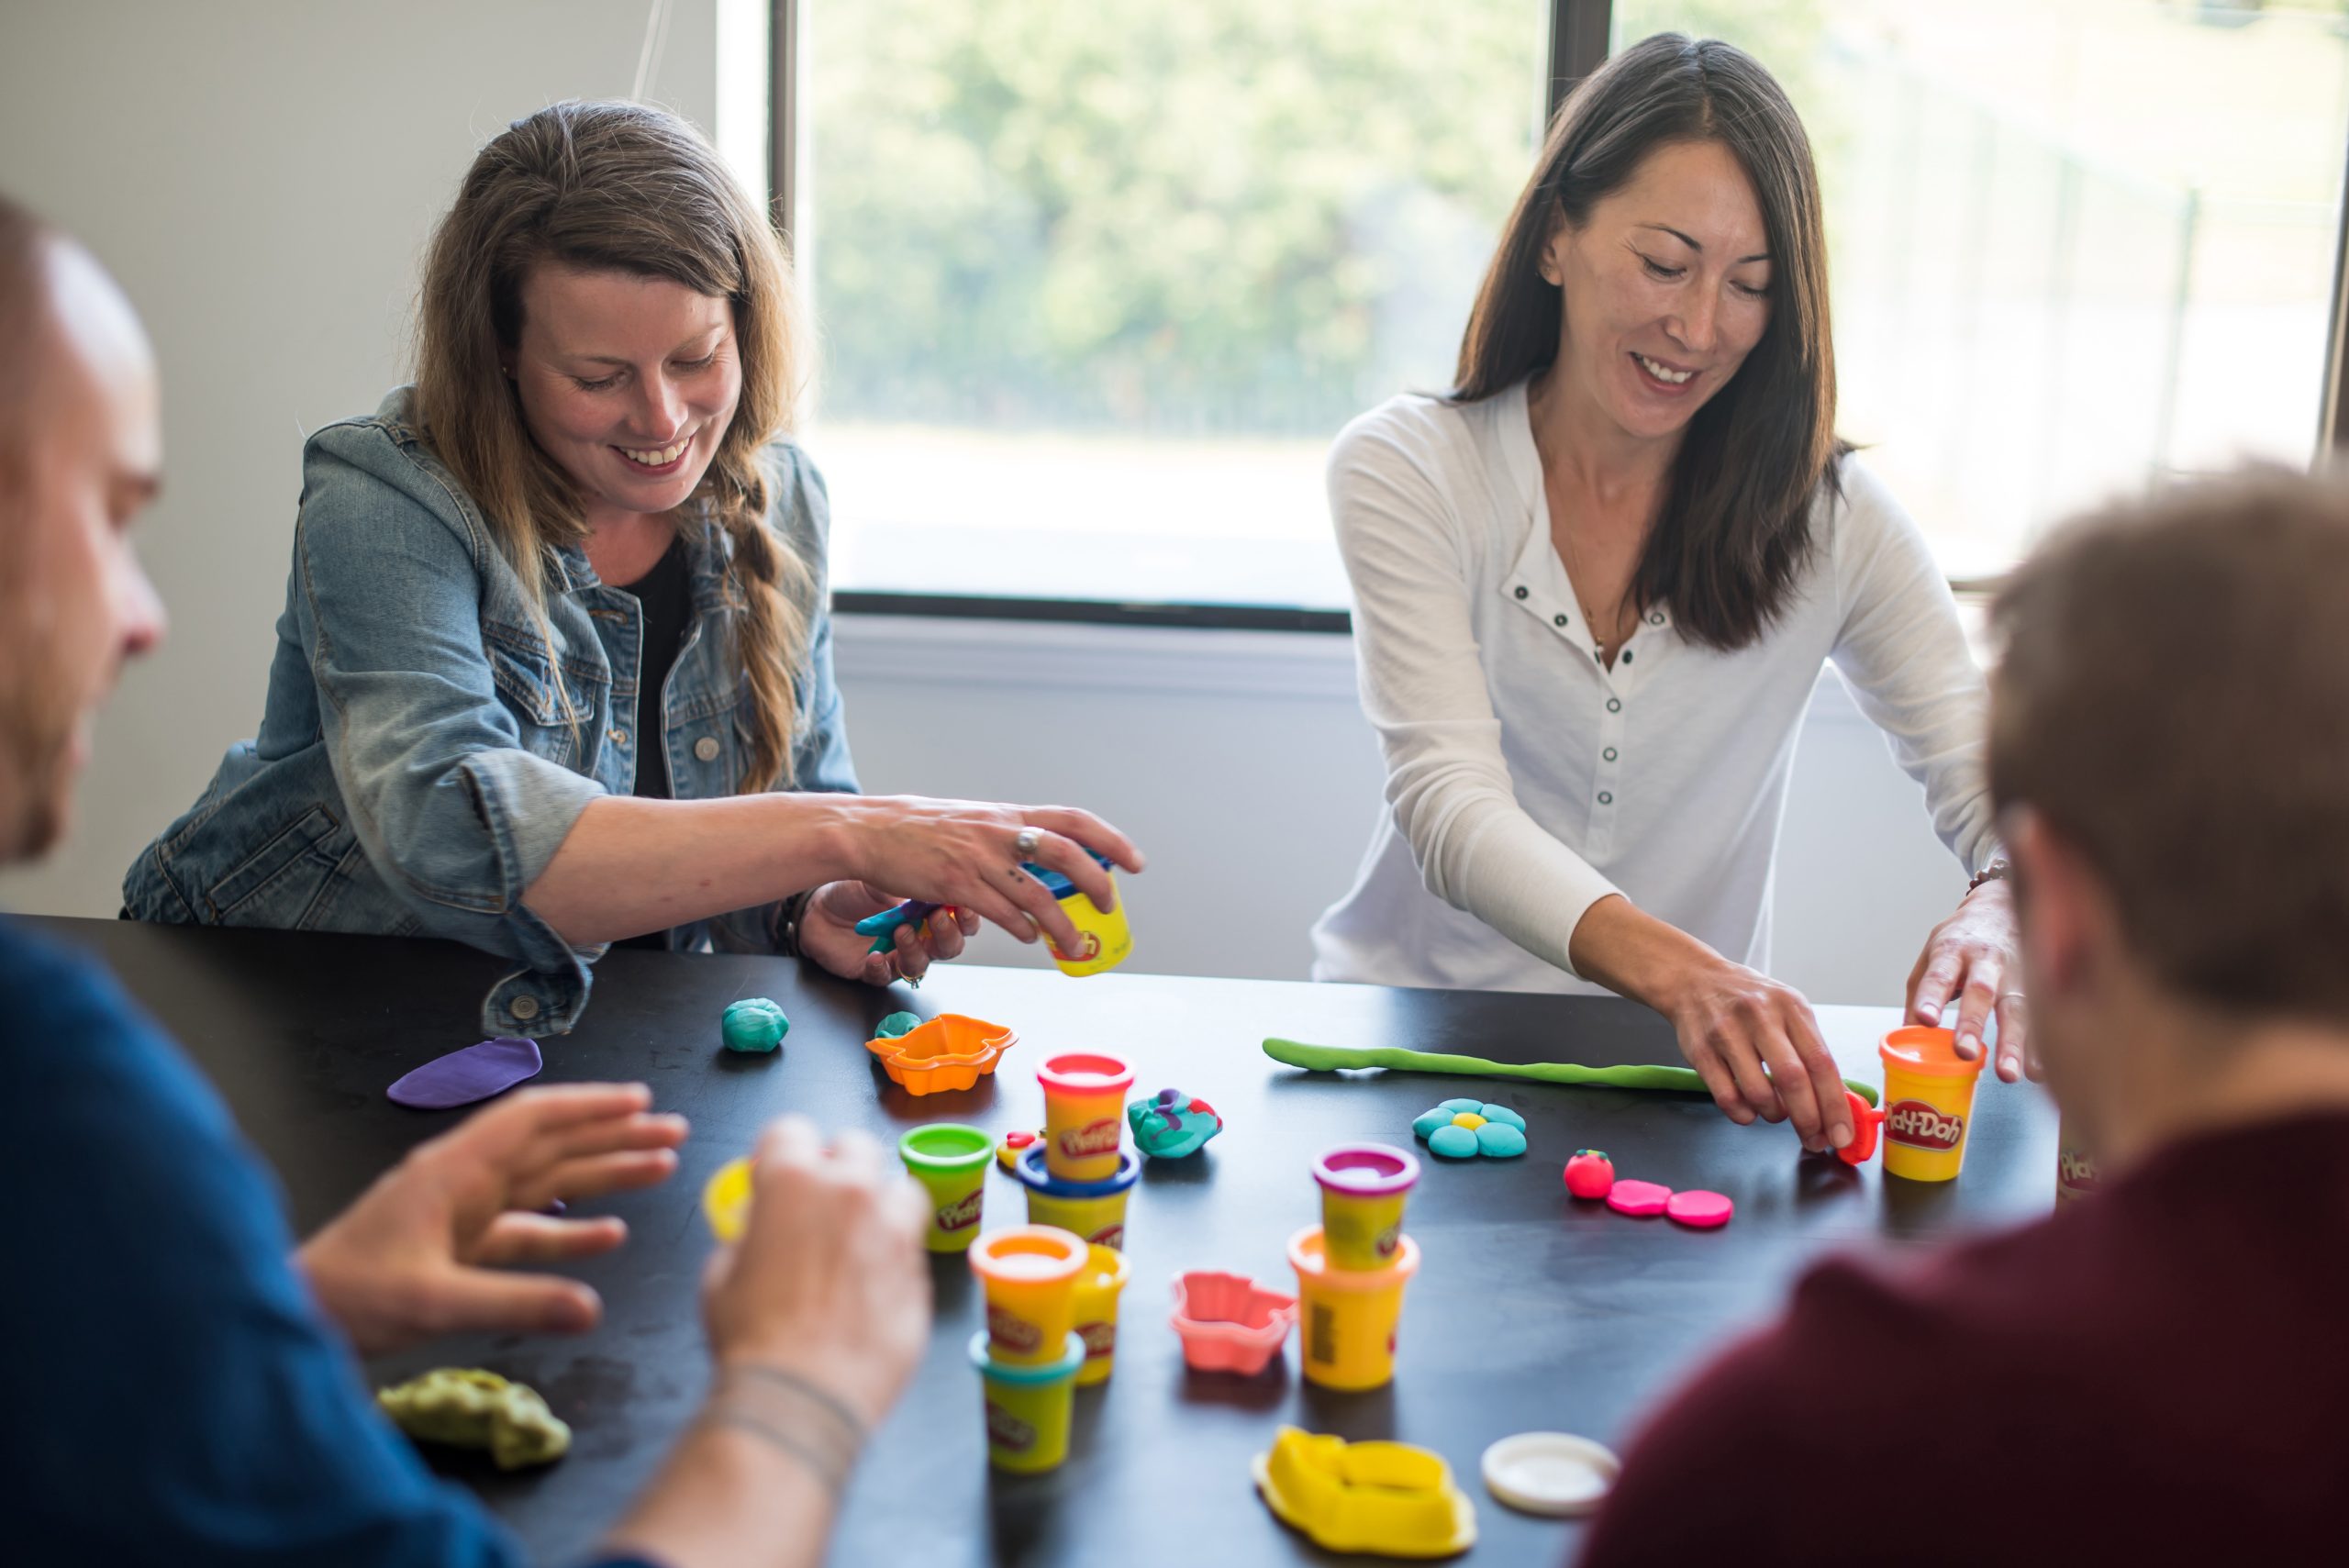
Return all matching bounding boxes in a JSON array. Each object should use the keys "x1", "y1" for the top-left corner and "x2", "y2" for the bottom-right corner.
[{"x1": 1311, "y1": 381, "x2": 1997, "y2": 994}]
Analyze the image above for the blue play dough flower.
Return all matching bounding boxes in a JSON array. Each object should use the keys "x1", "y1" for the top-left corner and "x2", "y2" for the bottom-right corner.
[{"x1": 1411, "y1": 1101, "x2": 1528, "y2": 1159}]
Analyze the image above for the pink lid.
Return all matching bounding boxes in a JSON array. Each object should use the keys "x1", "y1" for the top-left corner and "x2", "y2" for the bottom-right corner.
[
  {"x1": 1311, "y1": 1142, "x2": 1422, "y2": 1197},
  {"x1": 1037, "y1": 1051, "x2": 1135, "y2": 1095}
]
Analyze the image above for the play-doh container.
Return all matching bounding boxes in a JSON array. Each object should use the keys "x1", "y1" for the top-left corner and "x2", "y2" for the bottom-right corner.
[
  {"x1": 1027, "y1": 850, "x2": 1132, "y2": 978},
  {"x1": 1038, "y1": 1051, "x2": 1135, "y2": 1181},
  {"x1": 701, "y1": 1156, "x2": 751, "y2": 1244},
  {"x1": 896, "y1": 1123, "x2": 994, "y2": 1252},
  {"x1": 1877, "y1": 1027, "x2": 1985, "y2": 1183},
  {"x1": 2055, "y1": 1111, "x2": 2099, "y2": 1204},
  {"x1": 968, "y1": 1329, "x2": 1085, "y2": 1473},
  {"x1": 1011, "y1": 1143, "x2": 1142, "y2": 1250},
  {"x1": 1069, "y1": 1243, "x2": 1131, "y2": 1386},
  {"x1": 1311, "y1": 1143, "x2": 1421, "y2": 1272},
  {"x1": 1288, "y1": 1227, "x2": 1422, "y2": 1391},
  {"x1": 968, "y1": 1225, "x2": 1088, "y2": 1366}
]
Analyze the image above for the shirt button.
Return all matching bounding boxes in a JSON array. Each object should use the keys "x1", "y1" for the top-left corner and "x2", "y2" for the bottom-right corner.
[
  {"x1": 1604, "y1": 747, "x2": 1618, "y2": 762},
  {"x1": 1553, "y1": 614, "x2": 1568, "y2": 627},
  {"x1": 509, "y1": 995, "x2": 540, "y2": 1021},
  {"x1": 1607, "y1": 698, "x2": 1621, "y2": 713},
  {"x1": 1514, "y1": 585, "x2": 1529, "y2": 600},
  {"x1": 1620, "y1": 650, "x2": 1633, "y2": 663},
  {"x1": 1649, "y1": 612, "x2": 1664, "y2": 626},
  {"x1": 608, "y1": 727, "x2": 629, "y2": 746},
  {"x1": 1598, "y1": 791, "x2": 1614, "y2": 806},
  {"x1": 694, "y1": 736, "x2": 720, "y2": 762}
]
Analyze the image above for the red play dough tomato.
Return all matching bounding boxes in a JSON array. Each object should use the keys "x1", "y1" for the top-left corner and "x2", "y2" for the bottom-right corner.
[{"x1": 1564, "y1": 1150, "x2": 1615, "y2": 1200}]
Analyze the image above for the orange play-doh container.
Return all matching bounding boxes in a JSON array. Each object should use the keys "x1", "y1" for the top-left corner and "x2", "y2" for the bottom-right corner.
[
  {"x1": 968, "y1": 1225, "x2": 1088, "y2": 1366},
  {"x1": 1038, "y1": 1051, "x2": 1134, "y2": 1182},
  {"x1": 1877, "y1": 1027, "x2": 1985, "y2": 1183}
]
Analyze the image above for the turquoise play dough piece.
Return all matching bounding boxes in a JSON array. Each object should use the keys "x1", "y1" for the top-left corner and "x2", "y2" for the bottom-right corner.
[
  {"x1": 1477, "y1": 1104, "x2": 1527, "y2": 1130},
  {"x1": 1439, "y1": 1097, "x2": 1484, "y2": 1113},
  {"x1": 1411, "y1": 1107, "x2": 1455, "y2": 1140},
  {"x1": 1428, "y1": 1124, "x2": 1480, "y2": 1159},
  {"x1": 722, "y1": 997, "x2": 789, "y2": 1053},
  {"x1": 1475, "y1": 1122, "x2": 1528, "y2": 1158},
  {"x1": 874, "y1": 1011, "x2": 921, "y2": 1040}
]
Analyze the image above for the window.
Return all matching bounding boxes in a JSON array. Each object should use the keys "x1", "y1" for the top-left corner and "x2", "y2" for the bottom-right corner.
[
  {"x1": 775, "y1": 1, "x2": 2349, "y2": 617},
  {"x1": 790, "y1": 0, "x2": 1552, "y2": 619},
  {"x1": 1614, "y1": 0, "x2": 2349, "y2": 580}
]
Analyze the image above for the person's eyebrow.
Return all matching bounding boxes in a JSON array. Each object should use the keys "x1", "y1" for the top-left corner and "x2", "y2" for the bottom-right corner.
[{"x1": 1636, "y1": 223, "x2": 1770, "y2": 263}]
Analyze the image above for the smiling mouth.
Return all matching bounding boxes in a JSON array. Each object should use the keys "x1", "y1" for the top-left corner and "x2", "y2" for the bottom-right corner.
[
  {"x1": 616, "y1": 433, "x2": 695, "y2": 470},
  {"x1": 1632, "y1": 352, "x2": 1697, "y2": 387}
]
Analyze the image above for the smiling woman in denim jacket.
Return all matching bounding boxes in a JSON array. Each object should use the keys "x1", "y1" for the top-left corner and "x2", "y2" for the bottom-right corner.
[{"x1": 123, "y1": 101, "x2": 1141, "y2": 1037}]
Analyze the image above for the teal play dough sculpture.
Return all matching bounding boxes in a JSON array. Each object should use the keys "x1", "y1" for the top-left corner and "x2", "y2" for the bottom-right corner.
[
  {"x1": 721, "y1": 997, "x2": 789, "y2": 1053},
  {"x1": 1265, "y1": 1037, "x2": 1881, "y2": 1106},
  {"x1": 874, "y1": 1010, "x2": 922, "y2": 1040},
  {"x1": 1128, "y1": 1087, "x2": 1223, "y2": 1158},
  {"x1": 1413, "y1": 1099, "x2": 1528, "y2": 1160}
]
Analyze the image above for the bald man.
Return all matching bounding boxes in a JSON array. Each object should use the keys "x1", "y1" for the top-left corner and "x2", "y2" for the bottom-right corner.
[{"x1": 1, "y1": 195, "x2": 932, "y2": 1568}]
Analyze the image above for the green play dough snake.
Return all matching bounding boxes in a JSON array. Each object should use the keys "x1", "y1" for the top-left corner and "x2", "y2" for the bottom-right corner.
[{"x1": 1263, "y1": 1037, "x2": 1880, "y2": 1106}]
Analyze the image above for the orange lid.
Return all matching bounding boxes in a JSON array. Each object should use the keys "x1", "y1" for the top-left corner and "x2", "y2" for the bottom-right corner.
[{"x1": 1877, "y1": 1026, "x2": 1984, "y2": 1081}]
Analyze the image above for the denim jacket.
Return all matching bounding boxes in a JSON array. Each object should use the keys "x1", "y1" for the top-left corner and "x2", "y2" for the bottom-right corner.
[{"x1": 123, "y1": 388, "x2": 859, "y2": 1037}]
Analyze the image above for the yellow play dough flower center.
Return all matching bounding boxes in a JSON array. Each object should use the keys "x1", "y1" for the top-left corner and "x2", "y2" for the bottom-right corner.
[{"x1": 1450, "y1": 1112, "x2": 1486, "y2": 1131}]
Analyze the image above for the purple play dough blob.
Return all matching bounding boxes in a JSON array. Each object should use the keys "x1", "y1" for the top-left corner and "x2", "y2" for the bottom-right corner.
[{"x1": 386, "y1": 1037, "x2": 544, "y2": 1109}]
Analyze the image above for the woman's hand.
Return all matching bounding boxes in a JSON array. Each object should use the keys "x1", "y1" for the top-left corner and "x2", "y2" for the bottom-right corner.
[
  {"x1": 297, "y1": 1084, "x2": 686, "y2": 1357},
  {"x1": 1907, "y1": 877, "x2": 2032, "y2": 1082},
  {"x1": 795, "y1": 881, "x2": 980, "y2": 985},
  {"x1": 838, "y1": 796, "x2": 1144, "y2": 959},
  {"x1": 1570, "y1": 895, "x2": 1852, "y2": 1151}
]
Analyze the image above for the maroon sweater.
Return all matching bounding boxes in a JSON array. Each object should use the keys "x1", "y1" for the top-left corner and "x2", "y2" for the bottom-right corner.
[{"x1": 1579, "y1": 1113, "x2": 2349, "y2": 1566}]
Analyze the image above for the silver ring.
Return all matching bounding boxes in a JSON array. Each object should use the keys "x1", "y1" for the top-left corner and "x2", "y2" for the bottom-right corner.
[{"x1": 1013, "y1": 826, "x2": 1041, "y2": 860}]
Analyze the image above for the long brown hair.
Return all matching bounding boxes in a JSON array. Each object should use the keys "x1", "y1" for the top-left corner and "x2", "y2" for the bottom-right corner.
[
  {"x1": 414, "y1": 100, "x2": 811, "y2": 792},
  {"x1": 1454, "y1": 34, "x2": 1839, "y2": 650}
]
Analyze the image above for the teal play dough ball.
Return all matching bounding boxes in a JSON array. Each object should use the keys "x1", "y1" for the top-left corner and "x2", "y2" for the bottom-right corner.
[
  {"x1": 722, "y1": 997, "x2": 789, "y2": 1053},
  {"x1": 875, "y1": 1010, "x2": 921, "y2": 1040},
  {"x1": 1428, "y1": 1124, "x2": 1481, "y2": 1160},
  {"x1": 1475, "y1": 1122, "x2": 1528, "y2": 1158},
  {"x1": 1439, "y1": 1097, "x2": 1485, "y2": 1114},
  {"x1": 1412, "y1": 1107, "x2": 1455, "y2": 1140},
  {"x1": 1477, "y1": 1103, "x2": 1527, "y2": 1130}
]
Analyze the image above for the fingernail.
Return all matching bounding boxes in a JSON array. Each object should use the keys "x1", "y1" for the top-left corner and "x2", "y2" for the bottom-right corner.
[
  {"x1": 1919, "y1": 1003, "x2": 1940, "y2": 1021},
  {"x1": 1830, "y1": 1125, "x2": 1851, "y2": 1149}
]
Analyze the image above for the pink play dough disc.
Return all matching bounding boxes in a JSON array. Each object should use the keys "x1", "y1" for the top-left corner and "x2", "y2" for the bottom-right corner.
[
  {"x1": 1665, "y1": 1190, "x2": 1733, "y2": 1229},
  {"x1": 1605, "y1": 1179, "x2": 1673, "y2": 1217}
]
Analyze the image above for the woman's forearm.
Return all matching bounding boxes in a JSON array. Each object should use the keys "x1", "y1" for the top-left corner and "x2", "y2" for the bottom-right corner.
[
  {"x1": 524, "y1": 793, "x2": 863, "y2": 947},
  {"x1": 1566, "y1": 893, "x2": 1722, "y2": 1012},
  {"x1": 603, "y1": 1418, "x2": 837, "y2": 1568}
]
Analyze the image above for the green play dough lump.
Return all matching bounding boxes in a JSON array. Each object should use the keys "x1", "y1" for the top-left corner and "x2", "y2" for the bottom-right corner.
[
  {"x1": 1476, "y1": 1103, "x2": 1527, "y2": 1130},
  {"x1": 1438, "y1": 1097, "x2": 1484, "y2": 1113},
  {"x1": 377, "y1": 1368, "x2": 570, "y2": 1470},
  {"x1": 1428, "y1": 1124, "x2": 1481, "y2": 1159},
  {"x1": 875, "y1": 1010, "x2": 922, "y2": 1040},
  {"x1": 1411, "y1": 1107, "x2": 1455, "y2": 1140},
  {"x1": 1475, "y1": 1122, "x2": 1528, "y2": 1158},
  {"x1": 722, "y1": 997, "x2": 789, "y2": 1053}
]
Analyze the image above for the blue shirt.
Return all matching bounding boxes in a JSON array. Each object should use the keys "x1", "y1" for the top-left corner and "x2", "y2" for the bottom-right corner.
[
  {"x1": 122, "y1": 387, "x2": 860, "y2": 1039},
  {"x1": 0, "y1": 921, "x2": 649, "y2": 1566}
]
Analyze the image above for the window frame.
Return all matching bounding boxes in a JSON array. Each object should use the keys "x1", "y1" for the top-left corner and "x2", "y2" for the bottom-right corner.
[{"x1": 771, "y1": 0, "x2": 2349, "y2": 624}]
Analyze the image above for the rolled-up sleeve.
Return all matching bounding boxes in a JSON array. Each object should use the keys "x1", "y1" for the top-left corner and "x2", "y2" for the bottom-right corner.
[
  {"x1": 1332, "y1": 419, "x2": 1621, "y2": 976},
  {"x1": 294, "y1": 428, "x2": 604, "y2": 1015}
]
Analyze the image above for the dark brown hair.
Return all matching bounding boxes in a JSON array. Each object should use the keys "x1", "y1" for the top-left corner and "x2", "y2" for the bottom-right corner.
[
  {"x1": 0, "y1": 193, "x2": 50, "y2": 492},
  {"x1": 1990, "y1": 468, "x2": 2349, "y2": 1024},
  {"x1": 414, "y1": 101, "x2": 812, "y2": 792},
  {"x1": 1454, "y1": 33, "x2": 1839, "y2": 650}
]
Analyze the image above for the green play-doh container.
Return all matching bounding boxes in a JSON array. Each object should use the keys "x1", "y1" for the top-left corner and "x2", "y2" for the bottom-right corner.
[{"x1": 897, "y1": 1123, "x2": 994, "y2": 1252}]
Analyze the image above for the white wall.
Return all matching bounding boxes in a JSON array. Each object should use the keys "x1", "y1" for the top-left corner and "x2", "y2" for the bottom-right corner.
[
  {"x1": 0, "y1": 1, "x2": 1966, "y2": 1007},
  {"x1": 0, "y1": 0, "x2": 719, "y2": 925}
]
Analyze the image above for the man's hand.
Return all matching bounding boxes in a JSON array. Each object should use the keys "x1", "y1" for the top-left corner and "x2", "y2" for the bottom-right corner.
[
  {"x1": 1907, "y1": 878, "x2": 2033, "y2": 1082},
  {"x1": 298, "y1": 1084, "x2": 687, "y2": 1357},
  {"x1": 795, "y1": 881, "x2": 979, "y2": 987}
]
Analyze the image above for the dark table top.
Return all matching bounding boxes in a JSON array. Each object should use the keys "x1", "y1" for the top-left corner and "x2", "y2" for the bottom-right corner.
[{"x1": 39, "y1": 917, "x2": 2059, "y2": 1567}]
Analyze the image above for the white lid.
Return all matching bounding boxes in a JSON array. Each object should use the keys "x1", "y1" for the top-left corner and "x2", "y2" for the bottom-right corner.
[{"x1": 1480, "y1": 1430, "x2": 1622, "y2": 1518}]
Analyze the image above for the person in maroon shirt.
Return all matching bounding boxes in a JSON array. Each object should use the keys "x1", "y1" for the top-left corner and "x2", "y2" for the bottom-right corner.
[{"x1": 1580, "y1": 468, "x2": 2349, "y2": 1566}]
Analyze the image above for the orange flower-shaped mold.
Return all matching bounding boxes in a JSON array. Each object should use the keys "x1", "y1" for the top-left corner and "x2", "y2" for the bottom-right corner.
[{"x1": 863, "y1": 1013, "x2": 1018, "y2": 1095}]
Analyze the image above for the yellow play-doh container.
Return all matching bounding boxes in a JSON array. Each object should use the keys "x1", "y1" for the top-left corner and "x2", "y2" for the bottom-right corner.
[
  {"x1": 1288, "y1": 1227, "x2": 1422, "y2": 1392},
  {"x1": 2055, "y1": 1111, "x2": 2099, "y2": 1205},
  {"x1": 1038, "y1": 1051, "x2": 1134, "y2": 1182},
  {"x1": 1015, "y1": 1144, "x2": 1141, "y2": 1251},
  {"x1": 1878, "y1": 1027, "x2": 1986, "y2": 1183},
  {"x1": 896, "y1": 1123, "x2": 994, "y2": 1252},
  {"x1": 968, "y1": 1225, "x2": 1088, "y2": 1366},
  {"x1": 1312, "y1": 1144, "x2": 1421, "y2": 1272},
  {"x1": 1069, "y1": 1244, "x2": 1131, "y2": 1387},
  {"x1": 701, "y1": 1156, "x2": 752, "y2": 1243},
  {"x1": 969, "y1": 1329, "x2": 1085, "y2": 1473},
  {"x1": 1030, "y1": 855, "x2": 1132, "y2": 978}
]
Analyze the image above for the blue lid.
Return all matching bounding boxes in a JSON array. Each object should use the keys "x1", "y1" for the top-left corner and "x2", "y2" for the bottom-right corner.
[
  {"x1": 967, "y1": 1329, "x2": 1086, "y2": 1384},
  {"x1": 1021, "y1": 848, "x2": 1115, "y2": 901},
  {"x1": 1011, "y1": 1141, "x2": 1141, "y2": 1198}
]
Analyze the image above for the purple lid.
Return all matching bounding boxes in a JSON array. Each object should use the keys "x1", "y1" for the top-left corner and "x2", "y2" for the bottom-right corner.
[{"x1": 1311, "y1": 1142, "x2": 1421, "y2": 1197}]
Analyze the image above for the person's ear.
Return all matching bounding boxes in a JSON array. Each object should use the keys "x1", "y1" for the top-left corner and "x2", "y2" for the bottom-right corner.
[{"x1": 1538, "y1": 211, "x2": 1567, "y2": 288}]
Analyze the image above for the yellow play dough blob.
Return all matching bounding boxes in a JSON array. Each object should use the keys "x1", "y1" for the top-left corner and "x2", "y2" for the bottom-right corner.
[
  {"x1": 377, "y1": 1367, "x2": 571, "y2": 1470},
  {"x1": 1451, "y1": 1113, "x2": 1487, "y2": 1131}
]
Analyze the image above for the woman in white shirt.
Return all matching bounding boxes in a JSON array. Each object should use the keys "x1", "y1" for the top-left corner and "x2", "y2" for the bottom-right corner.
[{"x1": 1312, "y1": 34, "x2": 2023, "y2": 1153}]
